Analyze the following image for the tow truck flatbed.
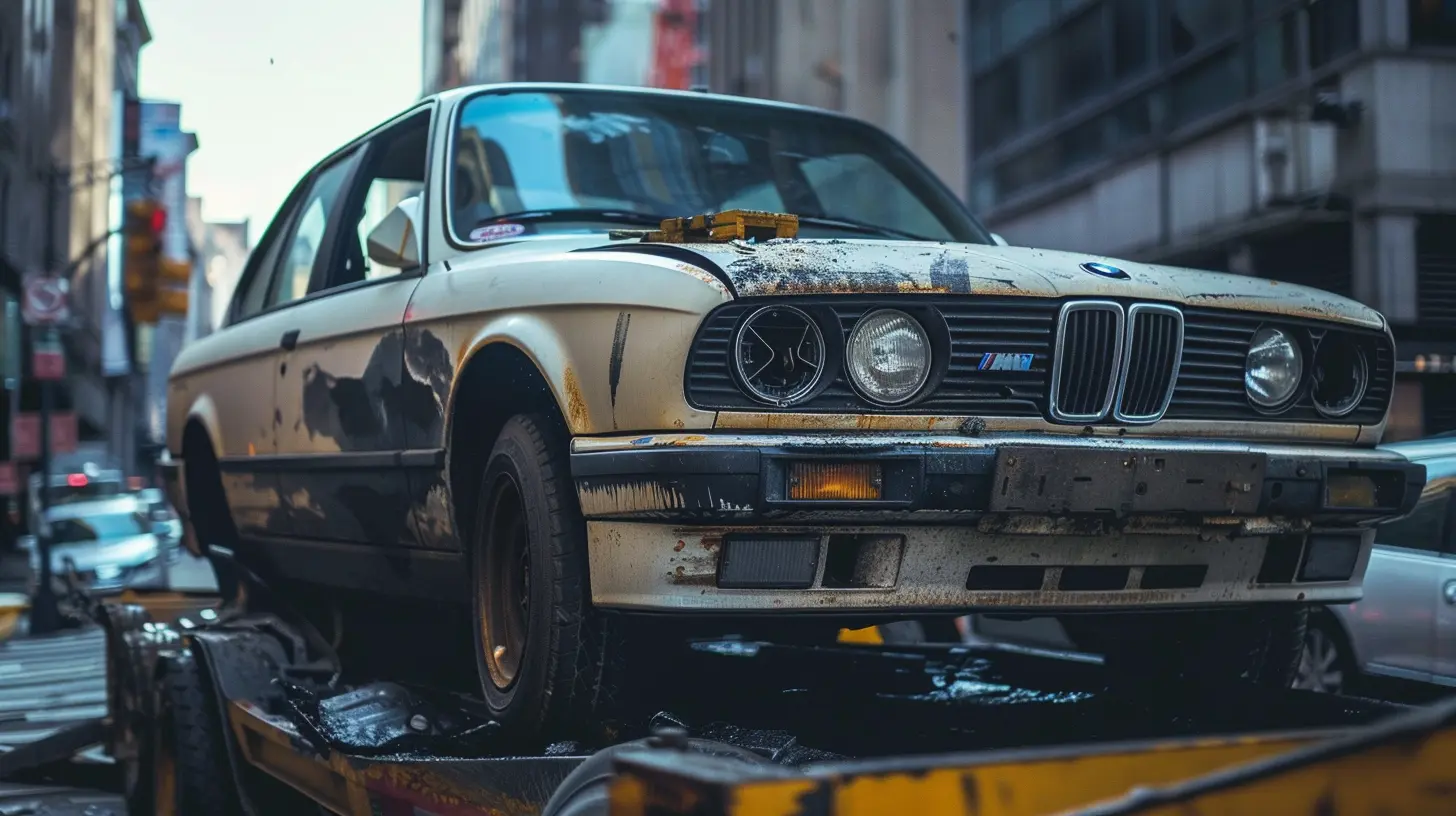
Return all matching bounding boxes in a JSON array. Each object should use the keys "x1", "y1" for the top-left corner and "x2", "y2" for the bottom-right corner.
[{"x1": 83, "y1": 584, "x2": 1455, "y2": 816}]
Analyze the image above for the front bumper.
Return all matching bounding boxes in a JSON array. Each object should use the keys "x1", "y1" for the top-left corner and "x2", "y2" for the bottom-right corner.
[{"x1": 571, "y1": 432, "x2": 1425, "y2": 613}]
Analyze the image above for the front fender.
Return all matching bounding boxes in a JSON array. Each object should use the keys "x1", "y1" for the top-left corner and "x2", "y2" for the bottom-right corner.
[{"x1": 434, "y1": 250, "x2": 734, "y2": 437}]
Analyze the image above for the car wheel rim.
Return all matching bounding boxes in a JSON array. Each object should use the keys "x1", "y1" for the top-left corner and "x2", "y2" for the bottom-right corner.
[
  {"x1": 1294, "y1": 627, "x2": 1343, "y2": 693},
  {"x1": 483, "y1": 473, "x2": 530, "y2": 691}
]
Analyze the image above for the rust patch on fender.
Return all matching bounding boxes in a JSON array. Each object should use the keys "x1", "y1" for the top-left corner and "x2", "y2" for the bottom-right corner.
[{"x1": 563, "y1": 367, "x2": 589, "y2": 430}]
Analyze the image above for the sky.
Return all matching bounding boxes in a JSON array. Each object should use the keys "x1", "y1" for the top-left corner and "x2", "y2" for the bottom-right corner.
[{"x1": 137, "y1": 0, "x2": 423, "y2": 245}]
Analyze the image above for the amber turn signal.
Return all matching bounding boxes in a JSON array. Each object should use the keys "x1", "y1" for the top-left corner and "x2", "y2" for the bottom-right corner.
[
  {"x1": 1325, "y1": 472, "x2": 1378, "y2": 509},
  {"x1": 788, "y1": 462, "x2": 883, "y2": 501}
]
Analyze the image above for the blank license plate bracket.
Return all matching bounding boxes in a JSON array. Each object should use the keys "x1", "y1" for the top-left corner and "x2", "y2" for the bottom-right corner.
[{"x1": 988, "y1": 447, "x2": 1267, "y2": 515}]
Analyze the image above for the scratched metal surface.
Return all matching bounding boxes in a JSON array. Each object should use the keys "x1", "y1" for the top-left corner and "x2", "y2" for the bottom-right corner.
[
  {"x1": 0, "y1": 782, "x2": 124, "y2": 813},
  {"x1": 0, "y1": 627, "x2": 106, "y2": 756}
]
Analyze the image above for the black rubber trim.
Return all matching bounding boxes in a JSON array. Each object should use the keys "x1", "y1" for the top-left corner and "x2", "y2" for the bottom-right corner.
[
  {"x1": 570, "y1": 445, "x2": 1426, "y2": 523},
  {"x1": 570, "y1": 447, "x2": 760, "y2": 477},
  {"x1": 219, "y1": 448, "x2": 445, "y2": 472}
]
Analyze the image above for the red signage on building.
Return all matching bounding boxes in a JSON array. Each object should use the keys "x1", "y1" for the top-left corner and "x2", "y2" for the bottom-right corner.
[
  {"x1": 32, "y1": 346, "x2": 65, "y2": 380},
  {"x1": 0, "y1": 462, "x2": 20, "y2": 496},
  {"x1": 11, "y1": 412, "x2": 79, "y2": 460},
  {"x1": 650, "y1": 0, "x2": 702, "y2": 90}
]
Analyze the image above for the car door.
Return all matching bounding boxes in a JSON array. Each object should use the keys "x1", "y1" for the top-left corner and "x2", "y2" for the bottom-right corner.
[
  {"x1": 201, "y1": 182, "x2": 313, "y2": 539},
  {"x1": 1349, "y1": 488, "x2": 1449, "y2": 683},
  {"x1": 1431, "y1": 484, "x2": 1456, "y2": 682},
  {"x1": 270, "y1": 107, "x2": 432, "y2": 547}
]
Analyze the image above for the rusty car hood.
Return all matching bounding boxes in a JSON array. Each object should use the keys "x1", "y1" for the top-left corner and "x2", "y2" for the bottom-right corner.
[{"x1": 643, "y1": 238, "x2": 1384, "y2": 331}]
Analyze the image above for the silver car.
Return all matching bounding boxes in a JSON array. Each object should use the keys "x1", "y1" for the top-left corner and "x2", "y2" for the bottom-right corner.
[
  {"x1": 1295, "y1": 436, "x2": 1456, "y2": 692},
  {"x1": 20, "y1": 496, "x2": 168, "y2": 593}
]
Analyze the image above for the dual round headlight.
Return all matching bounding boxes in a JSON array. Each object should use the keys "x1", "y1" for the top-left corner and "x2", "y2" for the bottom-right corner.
[
  {"x1": 846, "y1": 310, "x2": 932, "y2": 404},
  {"x1": 735, "y1": 307, "x2": 932, "y2": 406},
  {"x1": 1244, "y1": 326, "x2": 1370, "y2": 415},
  {"x1": 1245, "y1": 327, "x2": 1304, "y2": 409}
]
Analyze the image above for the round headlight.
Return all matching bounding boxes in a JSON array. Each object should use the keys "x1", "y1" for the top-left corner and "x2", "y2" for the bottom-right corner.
[
  {"x1": 734, "y1": 305, "x2": 826, "y2": 406},
  {"x1": 1311, "y1": 335, "x2": 1369, "y2": 418},
  {"x1": 1245, "y1": 327, "x2": 1304, "y2": 409},
  {"x1": 846, "y1": 309, "x2": 931, "y2": 404}
]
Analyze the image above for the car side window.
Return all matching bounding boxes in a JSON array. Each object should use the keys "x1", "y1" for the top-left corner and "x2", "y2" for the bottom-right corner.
[
  {"x1": 329, "y1": 111, "x2": 430, "y2": 289},
  {"x1": 1375, "y1": 492, "x2": 1450, "y2": 552},
  {"x1": 269, "y1": 150, "x2": 362, "y2": 308}
]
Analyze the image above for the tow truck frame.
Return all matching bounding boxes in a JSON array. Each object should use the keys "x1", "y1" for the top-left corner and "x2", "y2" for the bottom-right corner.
[{"x1": 90, "y1": 561, "x2": 1456, "y2": 816}]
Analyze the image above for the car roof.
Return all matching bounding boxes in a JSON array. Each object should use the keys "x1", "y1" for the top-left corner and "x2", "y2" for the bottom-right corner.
[
  {"x1": 428, "y1": 81, "x2": 856, "y2": 121},
  {"x1": 45, "y1": 495, "x2": 143, "y2": 521}
]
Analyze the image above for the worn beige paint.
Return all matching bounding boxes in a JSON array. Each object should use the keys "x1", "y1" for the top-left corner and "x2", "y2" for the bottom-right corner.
[{"x1": 585, "y1": 522, "x2": 1374, "y2": 612}]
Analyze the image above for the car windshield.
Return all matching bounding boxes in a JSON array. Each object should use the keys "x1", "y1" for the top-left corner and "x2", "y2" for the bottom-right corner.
[
  {"x1": 50, "y1": 512, "x2": 150, "y2": 544},
  {"x1": 450, "y1": 90, "x2": 990, "y2": 245}
]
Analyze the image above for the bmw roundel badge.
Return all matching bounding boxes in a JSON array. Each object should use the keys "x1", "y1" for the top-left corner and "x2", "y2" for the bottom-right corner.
[{"x1": 1080, "y1": 261, "x2": 1130, "y2": 280}]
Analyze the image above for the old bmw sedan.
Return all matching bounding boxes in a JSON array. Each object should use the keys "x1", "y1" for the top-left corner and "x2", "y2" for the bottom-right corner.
[{"x1": 160, "y1": 83, "x2": 1424, "y2": 742}]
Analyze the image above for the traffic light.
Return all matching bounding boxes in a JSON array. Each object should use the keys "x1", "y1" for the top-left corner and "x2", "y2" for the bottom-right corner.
[
  {"x1": 123, "y1": 199, "x2": 190, "y2": 322},
  {"x1": 124, "y1": 199, "x2": 164, "y2": 324}
]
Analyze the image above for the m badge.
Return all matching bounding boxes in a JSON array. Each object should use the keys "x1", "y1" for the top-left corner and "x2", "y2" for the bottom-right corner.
[{"x1": 979, "y1": 353, "x2": 1034, "y2": 371}]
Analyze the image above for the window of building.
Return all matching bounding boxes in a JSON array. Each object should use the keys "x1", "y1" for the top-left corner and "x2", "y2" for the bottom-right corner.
[
  {"x1": 1308, "y1": 0, "x2": 1359, "y2": 67},
  {"x1": 1000, "y1": 0, "x2": 1054, "y2": 52},
  {"x1": 1253, "y1": 11, "x2": 1300, "y2": 92},
  {"x1": 1112, "y1": 0, "x2": 1155, "y2": 79},
  {"x1": 1410, "y1": 0, "x2": 1456, "y2": 46},
  {"x1": 1169, "y1": 46, "x2": 1246, "y2": 128},
  {"x1": 1058, "y1": 7, "x2": 1108, "y2": 109},
  {"x1": 1167, "y1": 0, "x2": 1243, "y2": 59}
]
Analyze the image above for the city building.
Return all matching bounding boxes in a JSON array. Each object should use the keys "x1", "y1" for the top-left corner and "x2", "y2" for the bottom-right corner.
[
  {"x1": 703, "y1": 0, "x2": 967, "y2": 198},
  {"x1": 965, "y1": 0, "x2": 1456, "y2": 440},
  {"x1": 45, "y1": 0, "x2": 152, "y2": 472},
  {"x1": 184, "y1": 197, "x2": 249, "y2": 341},
  {"x1": 422, "y1": 0, "x2": 706, "y2": 94},
  {"x1": 704, "y1": 0, "x2": 1456, "y2": 441}
]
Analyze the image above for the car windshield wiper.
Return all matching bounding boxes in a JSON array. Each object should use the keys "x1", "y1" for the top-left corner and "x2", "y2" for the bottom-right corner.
[
  {"x1": 792, "y1": 215, "x2": 935, "y2": 242},
  {"x1": 482, "y1": 209, "x2": 669, "y2": 228}
]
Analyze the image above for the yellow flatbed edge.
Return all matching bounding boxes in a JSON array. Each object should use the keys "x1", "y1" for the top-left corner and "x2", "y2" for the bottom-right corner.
[{"x1": 607, "y1": 695, "x2": 1456, "y2": 816}]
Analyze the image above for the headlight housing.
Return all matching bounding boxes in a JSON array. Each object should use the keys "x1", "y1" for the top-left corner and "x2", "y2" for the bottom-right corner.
[
  {"x1": 1311, "y1": 334, "x2": 1370, "y2": 418},
  {"x1": 846, "y1": 309, "x2": 931, "y2": 404},
  {"x1": 1245, "y1": 327, "x2": 1304, "y2": 409},
  {"x1": 733, "y1": 305, "x2": 826, "y2": 406}
]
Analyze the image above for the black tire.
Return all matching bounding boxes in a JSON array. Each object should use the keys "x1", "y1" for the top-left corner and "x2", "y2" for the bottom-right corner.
[
  {"x1": 1062, "y1": 605, "x2": 1308, "y2": 690},
  {"x1": 472, "y1": 413, "x2": 617, "y2": 743},
  {"x1": 162, "y1": 650, "x2": 241, "y2": 816}
]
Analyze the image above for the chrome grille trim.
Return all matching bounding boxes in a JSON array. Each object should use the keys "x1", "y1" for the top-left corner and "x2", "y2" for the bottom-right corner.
[
  {"x1": 1114, "y1": 304, "x2": 1186, "y2": 424},
  {"x1": 1049, "y1": 300, "x2": 1125, "y2": 423}
]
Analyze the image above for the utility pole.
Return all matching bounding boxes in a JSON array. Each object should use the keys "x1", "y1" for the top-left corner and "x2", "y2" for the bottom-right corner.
[
  {"x1": 25, "y1": 156, "x2": 155, "y2": 634},
  {"x1": 29, "y1": 167, "x2": 65, "y2": 634}
]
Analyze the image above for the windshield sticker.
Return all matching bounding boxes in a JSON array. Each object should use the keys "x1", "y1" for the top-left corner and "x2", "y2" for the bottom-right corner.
[{"x1": 469, "y1": 223, "x2": 527, "y2": 243}]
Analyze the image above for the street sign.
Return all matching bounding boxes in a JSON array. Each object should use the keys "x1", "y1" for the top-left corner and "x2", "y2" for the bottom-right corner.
[
  {"x1": 31, "y1": 333, "x2": 65, "y2": 380},
  {"x1": 11, "y1": 412, "x2": 78, "y2": 460},
  {"x1": 0, "y1": 462, "x2": 19, "y2": 496},
  {"x1": 21, "y1": 273, "x2": 70, "y2": 326}
]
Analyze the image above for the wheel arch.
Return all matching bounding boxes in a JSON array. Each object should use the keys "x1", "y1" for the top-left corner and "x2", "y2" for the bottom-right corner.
[
  {"x1": 1313, "y1": 604, "x2": 1364, "y2": 670},
  {"x1": 445, "y1": 338, "x2": 567, "y2": 553}
]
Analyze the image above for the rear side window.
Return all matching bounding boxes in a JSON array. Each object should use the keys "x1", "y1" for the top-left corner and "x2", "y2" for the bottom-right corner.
[{"x1": 271, "y1": 151, "x2": 361, "y2": 307}]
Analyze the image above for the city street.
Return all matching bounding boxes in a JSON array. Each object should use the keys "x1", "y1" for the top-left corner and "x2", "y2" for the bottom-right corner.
[{"x1": 0, "y1": 0, "x2": 1453, "y2": 813}]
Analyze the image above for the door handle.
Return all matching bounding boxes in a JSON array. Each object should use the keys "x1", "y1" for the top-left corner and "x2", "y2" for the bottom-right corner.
[
  {"x1": 1444, "y1": 580, "x2": 1456, "y2": 605},
  {"x1": 279, "y1": 329, "x2": 300, "y2": 351}
]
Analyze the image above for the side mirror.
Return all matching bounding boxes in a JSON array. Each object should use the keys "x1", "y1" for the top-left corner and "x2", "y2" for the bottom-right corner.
[
  {"x1": 991, "y1": 232, "x2": 1010, "y2": 247},
  {"x1": 365, "y1": 196, "x2": 423, "y2": 270}
]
